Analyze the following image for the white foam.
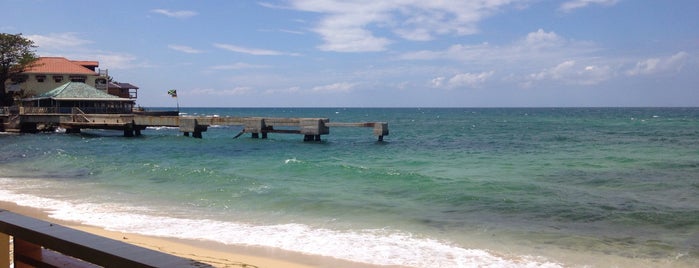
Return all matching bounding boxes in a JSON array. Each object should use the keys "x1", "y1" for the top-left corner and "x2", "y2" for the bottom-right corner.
[
  {"x1": 146, "y1": 126, "x2": 178, "y2": 131},
  {"x1": 0, "y1": 188, "x2": 560, "y2": 268},
  {"x1": 284, "y1": 158, "x2": 302, "y2": 164}
]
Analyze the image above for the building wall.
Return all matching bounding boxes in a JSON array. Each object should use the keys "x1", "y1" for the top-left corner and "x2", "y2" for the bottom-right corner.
[{"x1": 10, "y1": 73, "x2": 100, "y2": 96}]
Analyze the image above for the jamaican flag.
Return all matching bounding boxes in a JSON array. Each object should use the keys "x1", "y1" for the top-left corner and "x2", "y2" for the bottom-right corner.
[{"x1": 168, "y1": 89, "x2": 177, "y2": 98}]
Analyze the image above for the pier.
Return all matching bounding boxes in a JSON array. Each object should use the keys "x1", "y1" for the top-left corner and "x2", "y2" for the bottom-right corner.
[{"x1": 1, "y1": 108, "x2": 389, "y2": 141}]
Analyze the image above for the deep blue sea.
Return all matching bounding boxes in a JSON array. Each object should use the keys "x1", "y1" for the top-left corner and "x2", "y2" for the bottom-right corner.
[{"x1": 2, "y1": 108, "x2": 698, "y2": 267}]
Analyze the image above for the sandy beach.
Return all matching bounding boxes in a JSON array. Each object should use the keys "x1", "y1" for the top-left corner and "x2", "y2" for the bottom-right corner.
[{"x1": 0, "y1": 201, "x2": 394, "y2": 268}]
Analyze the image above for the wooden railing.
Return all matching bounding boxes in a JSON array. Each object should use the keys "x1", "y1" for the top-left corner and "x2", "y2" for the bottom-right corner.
[
  {"x1": 0, "y1": 210, "x2": 212, "y2": 267},
  {"x1": 21, "y1": 106, "x2": 59, "y2": 114},
  {"x1": 20, "y1": 107, "x2": 133, "y2": 115},
  {"x1": 72, "y1": 107, "x2": 91, "y2": 122}
]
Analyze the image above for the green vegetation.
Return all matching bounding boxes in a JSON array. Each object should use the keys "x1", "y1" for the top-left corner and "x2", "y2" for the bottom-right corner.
[{"x1": 0, "y1": 33, "x2": 38, "y2": 106}]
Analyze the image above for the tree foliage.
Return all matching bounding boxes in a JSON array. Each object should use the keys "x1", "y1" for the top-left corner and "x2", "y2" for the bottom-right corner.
[{"x1": 1, "y1": 33, "x2": 38, "y2": 106}]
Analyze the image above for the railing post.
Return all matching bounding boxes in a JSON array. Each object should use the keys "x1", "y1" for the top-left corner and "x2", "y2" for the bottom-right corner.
[
  {"x1": 0, "y1": 233, "x2": 9, "y2": 268},
  {"x1": 14, "y1": 239, "x2": 42, "y2": 268}
]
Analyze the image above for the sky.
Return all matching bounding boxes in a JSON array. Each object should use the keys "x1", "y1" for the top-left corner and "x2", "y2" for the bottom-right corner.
[{"x1": 2, "y1": 0, "x2": 698, "y2": 107}]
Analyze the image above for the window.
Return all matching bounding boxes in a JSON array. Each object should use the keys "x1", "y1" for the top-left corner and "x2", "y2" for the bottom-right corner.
[
  {"x1": 36, "y1": 75, "x2": 46, "y2": 82},
  {"x1": 70, "y1": 75, "x2": 86, "y2": 83},
  {"x1": 10, "y1": 75, "x2": 27, "y2": 83},
  {"x1": 53, "y1": 75, "x2": 64, "y2": 83}
]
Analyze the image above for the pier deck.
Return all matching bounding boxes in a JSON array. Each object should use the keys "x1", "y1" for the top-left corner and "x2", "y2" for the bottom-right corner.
[{"x1": 1, "y1": 111, "x2": 389, "y2": 141}]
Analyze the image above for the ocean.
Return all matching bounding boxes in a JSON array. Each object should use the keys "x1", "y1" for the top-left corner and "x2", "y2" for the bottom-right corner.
[{"x1": 1, "y1": 107, "x2": 698, "y2": 267}]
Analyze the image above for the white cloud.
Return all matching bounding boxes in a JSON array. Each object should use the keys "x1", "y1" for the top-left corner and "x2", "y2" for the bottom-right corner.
[
  {"x1": 210, "y1": 62, "x2": 269, "y2": 70},
  {"x1": 399, "y1": 29, "x2": 594, "y2": 64},
  {"x1": 26, "y1": 32, "x2": 146, "y2": 70},
  {"x1": 431, "y1": 77, "x2": 446, "y2": 88},
  {"x1": 530, "y1": 60, "x2": 577, "y2": 81},
  {"x1": 94, "y1": 53, "x2": 145, "y2": 70},
  {"x1": 279, "y1": 29, "x2": 306, "y2": 35},
  {"x1": 524, "y1": 60, "x2": 614, "y2": 87},
  {"x1": 559, "y1": 0, "x2": 619, "y2": 13},
  {"x1": 522, "y1": 29, "x2": 565, "y2": 49},
  {"x1": 231, "y1": 82, "x2": 355, "y2": 96},
  {"x1": 168, "y1": 45, "x2": 205, "y2": 54},
  {"x1": 626, "y1": 51, "x2": 689, "y2": 76},
  {"x1": 151, "y1": 9, "x2": 198, "y2": 19},
  {"x1": 190, "y1": 87, "x2": 253, "y2": 96},
  {"x1": 27, "y1": 32, "x2": 93, "y2": 51},
  {"x1": 264, "y1": 86, "x2": 301, "y2": 95},
  {"x1": 213, "y1": 43, "x2": 300, "y2": 56},
  {"x1": 400, "y1": 29, "x2": 620, "y2": 88},
  {"x1": 281, "y1": 0, "x2": 521, "y2": 52},
  {"x1": 433, "y1": 71, "x2": 495, "y2": 89},
  {"x1": 315, "y1": 22, "x2": 392, "y2": 52},
  {"x1": 311, "y1": 82, "x2": 356, "y2": 93},
  {"x1": 450, "y1": 71, "x2": 495, "y2": 88}
]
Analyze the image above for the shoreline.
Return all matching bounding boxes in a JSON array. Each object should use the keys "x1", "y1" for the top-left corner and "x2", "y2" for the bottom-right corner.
[
  {"x1": 2, "y1": 194, "x2": 697, "y2": 268},
  {"x1": 0, "y1": 201, "x2": 398, "y2": 268}
]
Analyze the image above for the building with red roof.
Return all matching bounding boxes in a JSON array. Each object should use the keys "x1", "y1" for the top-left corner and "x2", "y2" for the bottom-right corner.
[{"x1": 6, "y1": 57, "x2": 138, "y2": 100}]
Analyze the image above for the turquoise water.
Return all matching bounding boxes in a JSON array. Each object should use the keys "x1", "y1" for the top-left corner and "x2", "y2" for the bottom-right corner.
[{"x1": 2, "y1": 108, "x2": 699, "y2": 267}]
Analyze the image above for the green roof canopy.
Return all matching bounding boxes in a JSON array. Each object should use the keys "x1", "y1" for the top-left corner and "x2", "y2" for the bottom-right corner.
[{"x1": 26, "y1": 82, "x2": 133, "y2": 102}]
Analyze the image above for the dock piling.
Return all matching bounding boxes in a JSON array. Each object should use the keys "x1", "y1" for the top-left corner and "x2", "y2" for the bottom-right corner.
[
  {"x1": 374, "y1": 123, "x2": 389, "y2": 141},
  {"x1": 179, "y1": 118, "x2": 207, "y2": 139},
  {"x1": 244, "y1": 118, "x2": 266, "y2": 139}
]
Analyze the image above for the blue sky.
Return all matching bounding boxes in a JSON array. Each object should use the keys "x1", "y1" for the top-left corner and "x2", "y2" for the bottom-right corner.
[{"x1": 2, "y1": 0, "x2": 697, "y2": 107}]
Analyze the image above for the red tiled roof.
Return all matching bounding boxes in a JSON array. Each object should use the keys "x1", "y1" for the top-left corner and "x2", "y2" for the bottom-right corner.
[
  {"x1": 24, "y1": 57, "x2": 98, "y2": 75},
  {"x1": 70, "y1": 60, "x2": 99, "y2": 68}
]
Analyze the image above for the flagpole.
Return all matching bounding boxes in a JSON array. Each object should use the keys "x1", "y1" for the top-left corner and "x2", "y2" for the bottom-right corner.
[{"x1": 168, "y1": 89, "x2": 179, "y2": 113}]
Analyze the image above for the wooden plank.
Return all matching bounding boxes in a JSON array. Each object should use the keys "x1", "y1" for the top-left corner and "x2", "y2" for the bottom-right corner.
[
  {"x1": 0, "y1": 233, "x2": 9, "y2": 268},
  {"x1": 0, "y1": 210, "x2": 211, "y2": 267},
  {"x1": 325, "y1": 122, "x2": 378, "y2": 127}
]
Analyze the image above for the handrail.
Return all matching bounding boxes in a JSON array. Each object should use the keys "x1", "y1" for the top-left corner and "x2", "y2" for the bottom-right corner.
[
  {"x1": 72, "y1": 107, "x2": 91, "y2": 122},
  {"x1": 0, "y1": 209, "x2": 212, "y2": 267}
]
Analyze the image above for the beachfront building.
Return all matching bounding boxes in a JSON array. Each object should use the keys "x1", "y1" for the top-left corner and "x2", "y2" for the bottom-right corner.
[
  {"x1": 22, "y1": 82, "x2": 134, "y2": 114},
  {"x1": 5, "y1": 57, "x2": 138, "y2": 100},
  {"x1": 6, "y1": 57, "x2": 100, "y2": 96}
]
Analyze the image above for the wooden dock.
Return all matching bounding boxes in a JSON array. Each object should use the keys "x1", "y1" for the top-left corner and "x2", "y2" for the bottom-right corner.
[{"x1": 1, "y1": 108, "x2": 389, "y2": 141}]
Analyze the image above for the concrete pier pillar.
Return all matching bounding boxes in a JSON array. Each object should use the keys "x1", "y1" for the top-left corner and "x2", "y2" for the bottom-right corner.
[
  {"x1": 245, "y1": 118, "x2": 265, "y2": 139},
  {"x1": 135, "y1": 129, "x2": 141, "y2": 136},
  {"x1": 300, "y1": 119, "x2": 329, "y2": 142},
  {"x1": 123, "y1": 129, "x2": 134, "y2": 137},
  {"x1": 374, "y1": 123, "x2": 389, "y2": 141},
  {"x1": 183, "y1": 132, "x2": 190, "y2": 137},
  {"x1": 180, "y1": 118, "x2": 208, "y2": 138}
]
